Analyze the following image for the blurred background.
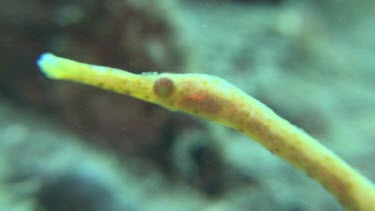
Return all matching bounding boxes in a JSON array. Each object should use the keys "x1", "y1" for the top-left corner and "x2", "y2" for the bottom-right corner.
[{"x1": 1, "y1": 0, "x2": 375, "y2": 210}]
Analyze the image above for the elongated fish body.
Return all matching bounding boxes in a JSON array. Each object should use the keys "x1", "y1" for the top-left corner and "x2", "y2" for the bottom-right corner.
[{"x1": 37, "y1": 53, "x2": 375, "y2": 211}]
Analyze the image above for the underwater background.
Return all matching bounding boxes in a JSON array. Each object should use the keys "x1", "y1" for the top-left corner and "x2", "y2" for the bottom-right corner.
[{"x1": 1, "y1": 0, "x2": 375, "y2": 210}]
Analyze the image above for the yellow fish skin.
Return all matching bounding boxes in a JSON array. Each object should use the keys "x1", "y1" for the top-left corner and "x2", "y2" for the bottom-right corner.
[{"x1": 37, "y1": 53, "x2": 375, "y2": 211}]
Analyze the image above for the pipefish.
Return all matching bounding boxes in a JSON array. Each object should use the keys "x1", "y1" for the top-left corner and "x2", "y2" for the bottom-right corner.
[{"x1": 37, "y1": 53, "x2": 375, "y2": 211}]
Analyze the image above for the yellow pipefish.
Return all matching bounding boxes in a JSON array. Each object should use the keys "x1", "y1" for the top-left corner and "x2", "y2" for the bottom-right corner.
[{"x1": 37, "y1": 53, "x2": 375, "y2": 211}]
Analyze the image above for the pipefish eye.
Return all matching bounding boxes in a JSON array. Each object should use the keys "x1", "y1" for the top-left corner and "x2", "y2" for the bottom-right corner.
[{"x1": 153, "y1": 77, "x2": 175, "y2": 97}]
